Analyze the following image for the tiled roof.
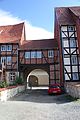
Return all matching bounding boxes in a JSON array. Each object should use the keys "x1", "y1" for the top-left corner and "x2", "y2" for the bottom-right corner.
[
  {"x1": 69, "y1": 7, "x2": 80, "y2": 17},
  {"x1": 0, "y1": 22, "x2": 24, "y2": 43},
  {"x1": 55, "y1": 7, "x2": 76, "y2": 25},
  {"x1": 20, "y1": 39, "x2": 58, "y2": 50}
]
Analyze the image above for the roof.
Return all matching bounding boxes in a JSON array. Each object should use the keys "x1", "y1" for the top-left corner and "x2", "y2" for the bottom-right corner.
[
  {"x1": 55, "y1": 7, "x2": 80, "y2": 25},
  {"x1": 20, "y1": 39, "x2": 58, "y2": 50},
  {"x1": 0, "y1": 22, "x2": 24, "y2": 43},
  {"x1": 69, "y1": 7, "x2": 80, "y2": 17}
]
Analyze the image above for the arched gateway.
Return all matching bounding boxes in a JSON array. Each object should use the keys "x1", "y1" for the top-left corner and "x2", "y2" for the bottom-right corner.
[
  {"x1": 18, "y1": 39, "x2": 60, "y2": 88},
  {"x1": 27, "y1": 69, "x2": 49, "y2": 87}
]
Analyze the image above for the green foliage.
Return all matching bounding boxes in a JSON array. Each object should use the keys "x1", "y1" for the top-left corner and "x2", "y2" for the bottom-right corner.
[
  {"x1": 9, "y1": 82, "x2": 17, "y2": 86},
  {"x1": 0, "y1": 81, "x2": 8, "y2": 88},
  {"x1": 15, "y1": 76, "x2": 24, "y2": 85}
]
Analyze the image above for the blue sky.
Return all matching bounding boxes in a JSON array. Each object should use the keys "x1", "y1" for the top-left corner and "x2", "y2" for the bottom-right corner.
[{"x1": 0, "y1": 0, "x2": 80, "y2": 40}]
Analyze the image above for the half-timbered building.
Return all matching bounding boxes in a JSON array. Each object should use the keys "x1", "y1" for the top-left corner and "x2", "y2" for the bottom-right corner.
[
  {"x1": 0, "y1": 6, "x2": 80, "y2": 87},
  {"x1": 54, "y1": 7, "x2": 80, "y2": 85},
  {"x1": 0, "y1": 22, "x2": 26, "y2": 84}
]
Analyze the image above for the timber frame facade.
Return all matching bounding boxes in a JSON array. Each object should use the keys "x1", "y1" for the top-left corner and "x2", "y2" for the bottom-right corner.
[
  {"x1": 0, "y1": 6, "x2": 80, "y2": 86},
  {"x1": 0, "y1": 43, "x2": 18, "y2": 71},
  {"x1": 54, "y1": 7, "x2": 80, "y2": 84},
  {"x1": 19, "y1": 48, "x2": 60, "y2": 85}
]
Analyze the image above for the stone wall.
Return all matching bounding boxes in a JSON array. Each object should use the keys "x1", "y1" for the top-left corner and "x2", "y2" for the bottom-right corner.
[
  {"x1": 64, "y1": 82, "x2": 80, "y2": 98},
  {"x1": 0, "y1": 85, "x2": 25, "y2": 101}
]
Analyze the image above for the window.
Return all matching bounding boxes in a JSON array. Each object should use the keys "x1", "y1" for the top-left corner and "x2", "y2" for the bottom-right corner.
[
  {"x1": 70, "y1": 38, "x2": 76, "y2": 47},
  {"x1": 1, "y1": 45, "x2": 6, "y2": 51},
  {"x1": 9, "y1": 72, "x2": 15, "y2": 81},
  {"x1": 37, "y1": 51, "x2": 42, "y2": 58},
  {"x1": 7, "y1": 45, "x2": 12, "y2": 51},
  {"x1": 31, "y1": 51, "x2": 36, "y2": 58},
  {"x1": 1, "y1": 57, "x2": 6, "y2": 64},
  {"x1": 68, "y1": 26, "x2": 74, "y2": 31},
  {"x1": 25, "y1": 52, "x2": 30, "y2": 59},
  {"x1": 71, "y1": 56, "x2": 78, "y2": 65},
  {"x1": 48, "y1": 50, "x2": 54, "y2": 58},
  {"x1": 7, "y1": 56, "x2": 11, "y2": 65},
  {"x1": 72, "y1": 73, "x2": 79, "y2": 80}
]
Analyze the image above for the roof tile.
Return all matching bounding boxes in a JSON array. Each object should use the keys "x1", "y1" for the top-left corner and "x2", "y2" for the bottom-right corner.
[
  {"x1": 0, "y1": 22, "x2": 24, "y2": 43},
  {"x1": 20, "y1": 39, "x2": 58, "y2": 50},
  {"x1": 55, "y1": 7, "x2": 75, "y2": 25}
]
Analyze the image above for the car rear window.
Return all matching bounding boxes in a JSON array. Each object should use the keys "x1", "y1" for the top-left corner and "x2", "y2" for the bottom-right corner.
[{"x1": 49, "y1": 86, "x2": 60, "y2": 88}]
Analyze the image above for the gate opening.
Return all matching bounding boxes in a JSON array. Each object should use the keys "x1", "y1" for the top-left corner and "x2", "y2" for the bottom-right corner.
[{"x1": 27, "y1": 69, "x2": 49, "y2": 89}]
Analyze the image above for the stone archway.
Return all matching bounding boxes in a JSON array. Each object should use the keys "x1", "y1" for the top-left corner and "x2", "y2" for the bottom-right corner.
[
  {"x1": 26, "y1": 69, "x2": 49, "y2": 88},
  {"x1": 19, "y1": 64, "x2": 50, "y2": 89}
]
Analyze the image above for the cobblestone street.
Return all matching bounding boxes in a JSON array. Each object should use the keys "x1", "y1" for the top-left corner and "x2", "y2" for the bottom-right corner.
[{"x1": 0, "y1": 89, "x2": 80, "y2": 120}]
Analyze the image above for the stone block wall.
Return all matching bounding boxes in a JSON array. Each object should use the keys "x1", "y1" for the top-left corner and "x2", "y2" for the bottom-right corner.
[
  {"x1": 64, "y1": 82, "x2": 80, "y2": 98},
  {"x1": 0, "y1": 85, "x2": 25, "y2": 101}
]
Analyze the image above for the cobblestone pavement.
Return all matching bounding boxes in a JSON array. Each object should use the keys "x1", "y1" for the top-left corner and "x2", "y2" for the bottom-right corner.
[{"x1": 0, "y1": 88, "x2": 80, "y2": 120}]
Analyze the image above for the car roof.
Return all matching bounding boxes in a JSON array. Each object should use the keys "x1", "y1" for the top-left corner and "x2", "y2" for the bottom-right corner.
[{"x1": 49, "y1": 84, "x2": 60, "y2": 86}]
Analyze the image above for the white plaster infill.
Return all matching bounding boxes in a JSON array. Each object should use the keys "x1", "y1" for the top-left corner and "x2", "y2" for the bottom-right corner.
[{"x1": 0, "y1": 85, "x2": 25, "y2": 101}]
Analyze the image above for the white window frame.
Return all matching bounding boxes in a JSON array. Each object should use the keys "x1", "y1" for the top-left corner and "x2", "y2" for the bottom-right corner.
[
  {"x1": 72, "y1": 73, "x2": 79, "y2": 80},
  {"x1": 25, "y1": 52, "x2": 30, "y2": 59},
  {"x1": 1, "y1": 57, "x2": 6, "y2": 64},
  {"x1": 31, "y1": 51, "x2": 36, "y2": 58},
  {"x1": 68, "y1": 26, "x2": 74, "y2": 31},
  {"x1": 9, "y1": 72, "x2": 15, "y2": 81},
  {"x1": 37, "y1": 51, "x2": 42, "y2": 58},
  {"x1": 1, "y1": 45, "x2": 6, "y2": 51},
  {"x1": 71, "y1": 56, "x2": 78, "y2": 65},
  {"x1": 7, "y1": 56, "x2": 11, "y2": 65},
  {"x1": 7, "y1": 45, "x2": 12, "y2": 51},
  {"x1": 48, "y1": 50, "x2": 54, "y2": 58},
  {"x1": 70, "y1": 38, "x2": 76, "y2": 47}
]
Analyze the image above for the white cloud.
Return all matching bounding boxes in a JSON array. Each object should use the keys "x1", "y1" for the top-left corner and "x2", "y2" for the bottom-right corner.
[
  {"x1": 0, "y1": 9, "x2": 53, "y2": 40},
  {"x1": 25, "y1": 22, "x2": 53, "y2": 40},
  {"x1": 0, "y1": 10, "x2": 21, "y2": 25}
]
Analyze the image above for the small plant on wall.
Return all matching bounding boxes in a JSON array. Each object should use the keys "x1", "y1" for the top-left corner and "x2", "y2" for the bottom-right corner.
[
  {"x1": 0, "y1": 81, "x2": 8, "y2": 88},
  {"x1": 15, "y1": 76, "x2": 24, "y2": 85}
]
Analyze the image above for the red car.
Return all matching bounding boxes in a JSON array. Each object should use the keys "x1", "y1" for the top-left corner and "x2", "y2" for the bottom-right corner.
[{"x1": 48, "y1": 84, "x2": 62, "y2": 95}]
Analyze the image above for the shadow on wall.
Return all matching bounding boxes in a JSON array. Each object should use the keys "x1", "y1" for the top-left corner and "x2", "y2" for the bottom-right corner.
[{"x1": 29, "y1": 75, "x2": 38, "y2": 87}]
